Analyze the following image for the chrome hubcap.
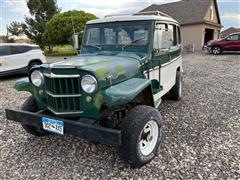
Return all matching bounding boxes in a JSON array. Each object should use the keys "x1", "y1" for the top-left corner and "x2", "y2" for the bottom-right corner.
[{"x1": 139, "y1": 120, "x2": 159, "y2": 156}]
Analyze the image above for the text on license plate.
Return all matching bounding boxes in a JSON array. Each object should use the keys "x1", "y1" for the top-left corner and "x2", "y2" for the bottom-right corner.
[{"x1": 42, "y1": 117, "x2": 64, "y2": 135}]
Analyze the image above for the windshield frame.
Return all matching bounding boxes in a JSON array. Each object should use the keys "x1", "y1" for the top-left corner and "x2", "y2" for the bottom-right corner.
[{"x1": 81, "y1": 20, "x2": 154, "y2": 55}]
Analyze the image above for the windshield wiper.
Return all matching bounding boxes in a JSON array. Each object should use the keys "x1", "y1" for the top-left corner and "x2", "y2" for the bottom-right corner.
[
  {"x1": 122, "y1": 38, "x2": 146, "y2": 50},
  {"x1": 84, "y1": 44, "x2": 102, "y2": 50}
]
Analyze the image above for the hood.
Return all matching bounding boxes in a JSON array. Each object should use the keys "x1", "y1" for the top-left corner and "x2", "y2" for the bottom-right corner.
[
  {"x1": 208, "y1": 38, "x2": 222, "y2": 44},
  {"x1": 50, "y1": 54, "x2": 142, "y2": 88}
]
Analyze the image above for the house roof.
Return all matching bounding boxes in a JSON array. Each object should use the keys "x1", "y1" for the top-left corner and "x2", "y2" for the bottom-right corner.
[
  {"x1": 140, "y1": 0, "x2": 221, "y2": 26},
  {"x1": 221, "y1": 27, "x2": 240, "y2": 38}
]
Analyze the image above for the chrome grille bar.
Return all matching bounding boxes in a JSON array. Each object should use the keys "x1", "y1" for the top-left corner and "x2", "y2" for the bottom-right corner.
[{"x1": 46, "y1": 91, "x2": 82, "y2": 98}]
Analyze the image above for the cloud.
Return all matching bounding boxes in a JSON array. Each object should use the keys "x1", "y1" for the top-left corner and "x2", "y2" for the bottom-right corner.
[
  {"x1": 65, "y1": 0, "x2": 178, "y2": 18},
  {"x1": 221, "y1": 13, "x2": 240, "y2": 21},
  {"x1": 3, "y1": 0, "x2": 29, "y2": 15}
]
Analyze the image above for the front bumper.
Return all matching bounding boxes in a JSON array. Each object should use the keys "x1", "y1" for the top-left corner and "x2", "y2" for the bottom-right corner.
[{"x1": 5, "y1": 109, "x2": 121, "y2": 146}]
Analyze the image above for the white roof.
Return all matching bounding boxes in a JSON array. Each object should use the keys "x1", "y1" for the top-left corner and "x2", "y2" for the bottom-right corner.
[
  {"x1": 0, "y1": 43, "x2": 39, "y2": 47},
  {"x1": 87, "y1": 15, "x2": 179, "y2": 25}
]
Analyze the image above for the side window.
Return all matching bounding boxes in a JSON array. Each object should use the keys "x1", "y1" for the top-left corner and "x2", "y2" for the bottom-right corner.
[
  {"x1": 21, "y1": 46, "x2": 32, "y2": 53},
  {"x1": 168, "y1": 24, "x2": 177, "y2": 46},
  {"x1": 226, "y1": 34, "x2": 239, "y2": 41},
  {"x1": 177, "y1": 26, "x2": 181, "y2": 44},
  {"x1": 153, "y1": 23, "x2": 167, "y2": 50},
  {"x1": 13, "y1": 46, "x2": 32, "y2": 54},
  {"x1": 9, "y1": 46, "x2": 17, "y2": 54},
  {"x1": 31, "y1": 46, "x2": 41, "y2": 50},
  {"x1": 0, "y1": 46, "x2": 11, "y2": 56}
]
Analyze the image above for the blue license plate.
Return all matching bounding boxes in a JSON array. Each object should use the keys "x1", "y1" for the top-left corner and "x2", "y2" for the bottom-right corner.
[{"x1": 42, "y1": 117, "x2": 64, "y2": 135}]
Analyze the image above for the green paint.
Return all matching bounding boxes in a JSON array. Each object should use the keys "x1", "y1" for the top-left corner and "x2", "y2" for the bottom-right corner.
[
  {"x1": 115, "y1": 65, "x2": 125, "y2": 75},
  {"x1": 13, "y1": 19, "x2": 182, "y2": 120},
  {"x1": 95, "y1": 68, "x2": 109, "y2": 79},
  {"x1": 103, "y1": 78, "x2": 151, "y2": 106},
  {"x1": 15, "y1": 78, "x2": 48, "y2": 110}
]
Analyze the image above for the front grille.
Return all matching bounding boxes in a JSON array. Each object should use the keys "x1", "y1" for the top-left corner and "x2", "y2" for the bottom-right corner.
[
  {"x1": 44, "y1": 73, "x2": 82, "y2": 115},
  {"x1": 45, "y1": 76, "x2": 80, "y2": 95}
]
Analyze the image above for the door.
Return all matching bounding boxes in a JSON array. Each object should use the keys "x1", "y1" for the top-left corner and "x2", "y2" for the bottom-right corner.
[
  {"x1": 223, "y1": 34, "x2": 240, "y2": 51},
  {"x1": 149, "y1": 22, "x2": 182, "y2": 100},
  {"x1": 204, "y1": 28, "x2": 214, "y2": 45},
  {"x1": 160, "y1": 24, "x2": 181, "y2": 93},
  {"x1": 3, "y1": 45, "x2": 31, "y2": 71},
  {"x1": 0, "y1": 45, "x2": 11, "y2": 72},
  {"x1": 150, "y1": 23, "x2": 168, "y2": 87},
  {"x1": 236, "y1": 34, "x2": 240, "y2": 50}
]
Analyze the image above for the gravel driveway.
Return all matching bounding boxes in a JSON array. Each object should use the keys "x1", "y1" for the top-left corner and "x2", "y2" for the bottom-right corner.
[{"x1": 0, "y1": 52, "x2": 239, "y2": 179}]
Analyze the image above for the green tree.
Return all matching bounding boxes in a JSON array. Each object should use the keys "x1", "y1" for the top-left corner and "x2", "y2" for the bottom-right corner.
[
  {"x1": 7, "y1": 21, "x2": 25, "y2": 37},
  {"x1": 43, "y1": 10, "x2": 97, "y2": 48},
  {"x1": 24, "y1": 0, "x2": 60, "y2": 49}
]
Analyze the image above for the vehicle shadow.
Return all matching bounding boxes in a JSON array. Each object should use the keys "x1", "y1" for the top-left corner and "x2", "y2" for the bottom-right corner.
[
  {"x1": 203, "y1": 51, "x2": 240, "y2": 55},
  {"x1": 0, "y1": 74, "x2": 27, "y2": 81},
  {"x1": 219, "y1": 51, "x2": 240, "y2": 55}
]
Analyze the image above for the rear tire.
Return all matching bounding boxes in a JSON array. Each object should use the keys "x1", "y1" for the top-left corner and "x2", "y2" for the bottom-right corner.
[
  {"x1": 121, "y1": 105, "x2": 162, "y2": 167},
  {"x1": 212, "y1": 46, "x2": 222, "y2": 55},
  {"x1": 21, "y1": 96, "x2": 49, "y2": 136},
  {"x1": 169, "y1": 71, "x2": 182, "y2": 101}
]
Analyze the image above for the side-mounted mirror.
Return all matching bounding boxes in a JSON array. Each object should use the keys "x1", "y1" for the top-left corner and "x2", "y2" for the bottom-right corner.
[
  {"x1": 73, "y1": 31, "x2": 84, "y2": 50},
  {"x1": 161, "y1": 31, "x2": 173, "y2": 50},
  {"x1": 72, "y1": 33, "x2": 79, "y2": 50}
]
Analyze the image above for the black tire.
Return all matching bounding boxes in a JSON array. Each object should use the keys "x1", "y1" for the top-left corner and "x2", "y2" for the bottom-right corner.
[
  {"x1": 169, "y1": 71, "x2": 182, "y2": 101},
  {"x1": 28, "y1": 61, "x2": 41, "y2": 73},
  {"x1": 207, "y1": 47, "x2": 213, "y2": 54},
  {"x1": 212, "y1": 46, "x2": 222, "y2": 55},
  {"x1": 21, "y1": 96, "x2": 49, "y2": 136},
  {"x1": 121, "y1": 105, "x2": 162, "y2": 167}
]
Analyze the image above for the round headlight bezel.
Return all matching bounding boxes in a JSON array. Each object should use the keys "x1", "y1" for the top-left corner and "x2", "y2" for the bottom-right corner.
[
  {"x1": 81, "y1": 74, "x2": 98, "y2": 94},
  {"x1": 30, "y1": 70, "x2": 44, "y2": 87}
]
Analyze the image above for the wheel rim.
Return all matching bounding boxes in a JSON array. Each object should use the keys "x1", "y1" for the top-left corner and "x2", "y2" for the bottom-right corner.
[
  {"x1": 213, "y1": 47, "x2": 220, "y2": 54},
  {"x1": 139, "y1": 120, "x2": 159, "y2": 156}
]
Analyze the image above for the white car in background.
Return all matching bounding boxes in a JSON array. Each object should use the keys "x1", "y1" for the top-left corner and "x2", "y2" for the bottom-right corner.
[{"x1": 0, "y1": 43, "x2": 47, "y2": 77}]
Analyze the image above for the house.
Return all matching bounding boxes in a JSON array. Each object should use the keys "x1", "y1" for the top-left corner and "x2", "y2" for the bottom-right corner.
[
  {"x1": 141, "y1": 0, "x2": 222, "y2": 51},
  {"x1": 220, "y1": 27, "x2": 240, "y2": 38},
  {"x1": 15, "y1": 38, "x2": 32, "y2": 44},
  {"x1": 0, "y1": 36, "x2": 7, "y2": 43}
]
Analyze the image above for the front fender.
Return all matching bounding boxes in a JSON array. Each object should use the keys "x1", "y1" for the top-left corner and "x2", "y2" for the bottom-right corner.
[
  {"x1": 15, "y1": 78, "x2": 46, "y2": 109},
  {"x1": 103, "y1": 78, "x2": 153, "y2": 106},
  {"x1": 15, "y1": 78, "x2": 34, "y2": 93}
]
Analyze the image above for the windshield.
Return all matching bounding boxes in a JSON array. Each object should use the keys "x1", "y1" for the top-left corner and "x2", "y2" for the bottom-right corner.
[{"x1": 81, "y1": 21, "x2": 151, "y2": 54}]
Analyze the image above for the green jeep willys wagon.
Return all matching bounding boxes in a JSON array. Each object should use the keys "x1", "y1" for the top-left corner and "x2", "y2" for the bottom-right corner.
[{"x1": 6, "y1": 11, "x2": 183, "y2": 167}]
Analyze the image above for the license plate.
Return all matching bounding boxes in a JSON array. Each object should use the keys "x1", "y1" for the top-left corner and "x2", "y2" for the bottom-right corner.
[{"x1": 42, "y1": 117, "x2": 64, "y2": 135}]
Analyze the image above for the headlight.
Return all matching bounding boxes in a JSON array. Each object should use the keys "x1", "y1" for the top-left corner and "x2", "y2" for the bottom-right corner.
[
  {"x1": 81, "y1": 75, "x2": 97, "y2": 94},
  {"x1": 30, "y1": 70, "x2": 44, "y2": 87}
]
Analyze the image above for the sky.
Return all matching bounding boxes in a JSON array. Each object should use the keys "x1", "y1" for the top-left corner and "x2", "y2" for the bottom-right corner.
[{"x1": 0, "y1": 0, "x2": 240, "y2": 36}]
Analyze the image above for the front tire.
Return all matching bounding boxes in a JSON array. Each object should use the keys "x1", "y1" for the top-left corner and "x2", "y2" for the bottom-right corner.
[
  {"x1": 207, "y1": 47, "x2": 213, "y2": 54},
  {"x1": 121, "y1": 105, "x2": 162, "y2": 167},
  {"x1": 169, "y1": 71, "x2": 182, "y2": 101},
  {"x1": 21, "y1": 96, "x2": 49, "y2": 136},
  {"x1": 212, "y1": 46, "x2": 222, "y2": 55}
]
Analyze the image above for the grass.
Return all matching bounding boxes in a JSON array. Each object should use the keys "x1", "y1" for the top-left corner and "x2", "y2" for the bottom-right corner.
[{"x1": 44, "y1": 45, "x2": 78, "y2": 57}]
